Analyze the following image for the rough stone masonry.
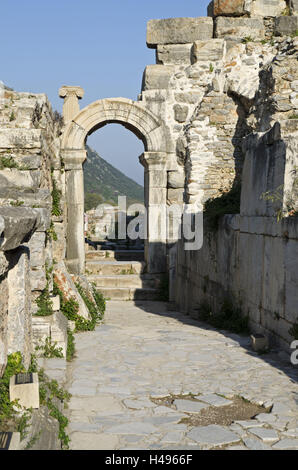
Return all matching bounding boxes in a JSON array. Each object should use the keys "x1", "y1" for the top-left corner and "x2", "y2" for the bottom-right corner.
[{"x1": 0, "y1": 0, "x2": 297, "y2": 379}]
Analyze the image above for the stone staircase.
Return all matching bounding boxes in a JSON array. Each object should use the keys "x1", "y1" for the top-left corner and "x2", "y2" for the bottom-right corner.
[{"x1": 85, "y1": 247, "x2": 162, "y2": 300}]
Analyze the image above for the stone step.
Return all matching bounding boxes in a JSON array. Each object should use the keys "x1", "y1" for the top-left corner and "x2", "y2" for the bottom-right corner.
[
  {"x1": 96, "y1": 287, "x2": 160, "y2": 301},
  {"x1": 88, "y1": 274, "x2": 160, "y2": 289},
  {"x1": 86, "y1": 250, "x2": 144, "y2": 261},
  {"x1": 85, "y1": 260, "x2": 145, "y2": 275},
  {"x1": 86, "y1": 250, "x2": 115, "y2": 260}
]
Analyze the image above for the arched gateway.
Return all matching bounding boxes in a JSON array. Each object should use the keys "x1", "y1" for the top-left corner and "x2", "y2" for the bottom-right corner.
[{"x1": 59, "y1": 87, "x2": 169, "y2": 275}]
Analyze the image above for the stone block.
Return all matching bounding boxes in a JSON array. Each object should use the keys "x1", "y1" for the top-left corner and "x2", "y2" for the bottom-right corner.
[
  {"x1": 142, "y1": 65, "x2": 174, "y2": 90},
  {"x1": 147, "y1": 17, "x2": 213, "y2": 48},
  {"x1": 14, "y1": 154, "x2": 42, "y2": 170},
  {"x1": 6, "y1": 247, "x2": 32, "y2": 369},
  {"x1": 173, "y1": 104, "x2": 189, "y2": 123},
  {"x1": 0, "y1": 129, "x2": 41, "y2": 149},
  {"x1": 241, "y1": 125, "x2": 285, "y2": 217},
  {"x1": 174, "y1": 92, "x2": 202, "y2": 104},
  {"x1": 32, "y1": 320, "x2": 51, "y2": 347},
  {"x1": 0, "y1": 188, "x2": 51, "y2": 210},
  {"x1": 51, "y1": 295, "x2": 60, "y2": 311},
  {"x1": 285, "y1": 239, "x2": 298, "y2": 324},
  {"x1": 187, "y1": 425, "x2": 240, "y2": 447},
  {"x1": 250, "y1": 0, "x2": 287, "y2": 17},
  {"x1": 30, "y1": 267, "x2": 47, "y2": 291},
  {"x1": 0, "y1": 206, "x2": 40, "y2": 251},
  {"x1": 250, "y1": 334, "x2": 269, "y2": 351},
  {"x1": 32, "y1": 311, "x2": 68, "y2": 357},
  {"x1": 27, "y1": 232, "x2": 46, "y2": 268},
  {"x1": 208, "y1": 0, "x2": 248, "y2": 17},
  {"x1": 156, "y1": 44, "x2": 192, "y2": 65},
  {"x1": 168, "y1": 170, "x2": 185, "y2": 189},
  {"x1": 167, "y1": 188, "x2": 184, "y2": 204},
  {"x1": 192, "y1": 39, "x2": 225, "y2": 62},
  {"x1": 215, "y1": 17, "x2": 265, "y2": 39},
  {"x1": 0, "y1": 169, "x2": 41, "y2": 190},
  {"x1": 9, "y1": 373, "x2": 39, "y2": 409},
  {"x1": 0, "y1": 432, "x2": 20, "y2": 450},
  {"x1": 274, "y1": 16, "x2": 298, "y2": 37}
]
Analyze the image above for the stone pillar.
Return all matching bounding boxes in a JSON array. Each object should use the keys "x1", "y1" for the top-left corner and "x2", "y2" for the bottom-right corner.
[
  {"x1": 140, "y1": 152, "x2": 167, "y2": 274},
  {"x1": 7, "y1": 247, "x2": 32, "y2": 369},
  {"x1": 62, "y1": 149, "x2": 87, "y2": 274},
  {"x1": 59, "y1": 86, "x2": 84, "y2": 123}
]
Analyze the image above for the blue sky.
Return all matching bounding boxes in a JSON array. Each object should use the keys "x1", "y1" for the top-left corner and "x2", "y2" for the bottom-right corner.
[{"x1": 1, "y1": 0, "x2": 210, "y2": 184}]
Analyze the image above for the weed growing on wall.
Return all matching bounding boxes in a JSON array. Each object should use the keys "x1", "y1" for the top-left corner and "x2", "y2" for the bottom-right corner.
[
  {"x1": 35, "y1": 263, "x2": 54, "y2": 317},
  {"x1": 66, "y1": 329, "x2": 75, "y2": 362},
  {"x1": 35, "y1": 337, "x2": 64, "y2": 359},
  {"x1": 51, "y1": 171, "x2": 62, "y2": 217},
  {"x1": 197, "y1": 299, "x2": 249, "y2": 334},
  {"x1": 0, "y1": 353, "x2": 32, "y2": 441}
]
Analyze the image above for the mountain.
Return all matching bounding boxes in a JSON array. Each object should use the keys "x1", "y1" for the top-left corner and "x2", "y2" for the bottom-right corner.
[{"x1": 83, "y1": 145, "x2": 144, "y2": 210}]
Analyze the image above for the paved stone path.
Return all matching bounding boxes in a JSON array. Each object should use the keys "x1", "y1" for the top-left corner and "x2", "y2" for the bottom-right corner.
[{"x1": 63, "y1": 301, "x2": 298, "y2": 450}]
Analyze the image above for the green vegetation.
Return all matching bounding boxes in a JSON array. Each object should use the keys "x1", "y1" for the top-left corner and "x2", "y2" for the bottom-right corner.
[
  {"x1": 51, "y1": 173, "x2": 62, "y2": 217},
  {"x1": 289, "y1": 113, "x2": 298, "y2": 119},
  {"x1": 0, "y1": 352, "x2": 26, "y2": 431},
  {"x1": 261, "y1": 179, "x2": 298, "y2": 221},
  {"x1": 242, "y1": 36, "x2": 254, "y2": 44},
  {"x1": 204, "y1": 183, "x2": 241, "y2": 230},
  {"x1": 291, "y1": 30, "x2": 298, "y2": 37},
  {"x1": 209, "y1": 63, "x2": 214, "y2": 73},
  {"x1": 53, "y1": 278, "x2": 105, "y2": 332},
  {"x1": 197, "y1": 299, "x2": 250, "y2": 334},
  {"x1": 35, "y1": 337, "x2": 63, "y2": 359},
  {"x1": 35, "y1": 263, "x2": 53, "y2": 317},
  {"x1": 46, "y1": 221, "x2": 58, "y2": 242},
  {"x1": 10, "y1": 200, "x2": 24, "y2": 207},
  {"x1": 75, "y1": 282, "x2": 105, "y2": 331},
  {"x1": 84, "y1": 145, "x2": 144, "y2": 209},
  {"x1": 281, "y1": 5, "x2": 291, "y2": 16},
  {"x1": 289, "y1": 322, "x2": 298, "y2": 340},
  {"x1": 66, "y1": 329, "x2": 76, "y2": 362},
  {"x1": 9, "y1": 111, "x2": 16, "y2": 121}
]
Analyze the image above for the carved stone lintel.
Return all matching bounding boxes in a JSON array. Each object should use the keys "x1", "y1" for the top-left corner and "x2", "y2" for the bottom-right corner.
[{"x1": 59, "y1": 86, "x2": 85, "y2": 123}]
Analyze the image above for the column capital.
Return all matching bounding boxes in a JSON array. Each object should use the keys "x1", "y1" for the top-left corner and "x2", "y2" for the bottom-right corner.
[
  {"x1": 139, "y1": 151, "x2": 167, "y2": 169},
  {"x1": 61, "y1": 149, "x2": 87, "y2": 170},
  {"x1": 59, "y1": 86, "x2": 85, "y2": 123},
  {"x1": 59, "y1": 86, "x2": 84, "y2": 100}
]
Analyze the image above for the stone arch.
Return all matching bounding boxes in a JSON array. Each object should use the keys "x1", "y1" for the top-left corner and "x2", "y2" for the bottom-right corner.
[
  {"x1": 61, "y1": 97, "x2": 166, "y2": 153},
  {"x1": 60, "y1": 95, "x2": 169, "y2": 275}
]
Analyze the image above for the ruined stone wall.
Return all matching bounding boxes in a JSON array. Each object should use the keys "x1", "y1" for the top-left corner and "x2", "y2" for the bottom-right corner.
[
  {"x1": 0, "y1": 85, "x2": 67, "y2": 372},
  {"x1": 140, "y1": 2, "x2": 298, "y2": 212}
]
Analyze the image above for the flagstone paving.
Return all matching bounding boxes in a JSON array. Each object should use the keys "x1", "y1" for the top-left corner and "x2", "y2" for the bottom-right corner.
[{"x1": 62, "y1": 301, "x2": 298, "y2": 450}]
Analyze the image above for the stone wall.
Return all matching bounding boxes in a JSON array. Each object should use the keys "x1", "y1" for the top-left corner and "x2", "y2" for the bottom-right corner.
[
  {"x1": 140, "y1": 2, "x2": 298, "y2": 351},
  {"x1": 175, "y1": 121, "x2": 298, "y2": 352},
  {"x1": 0, "y1": 85, "x2": 68, "y2": 372}
]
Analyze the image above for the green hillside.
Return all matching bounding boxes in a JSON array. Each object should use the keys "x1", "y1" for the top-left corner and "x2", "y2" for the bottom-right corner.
[{"x1": 84, "y1": 145, "x2": 144, "y2": 210}]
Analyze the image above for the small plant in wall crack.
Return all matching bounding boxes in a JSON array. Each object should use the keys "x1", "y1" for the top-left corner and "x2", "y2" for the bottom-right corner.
[
  {"x1": 35, "y1": 337, "x2": 64, "y2": 359},
  {"x1": 51, "y1": 170, "x2": 62, "y2": 217}
]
